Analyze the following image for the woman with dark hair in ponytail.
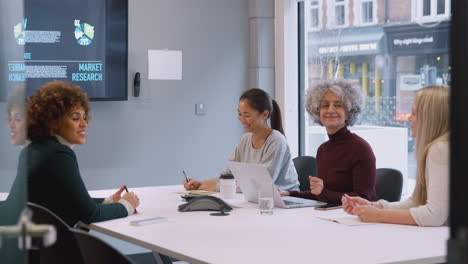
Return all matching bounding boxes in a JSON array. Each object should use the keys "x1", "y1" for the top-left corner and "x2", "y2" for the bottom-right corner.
[{"x1": 183, "y1": 88, "x2": 300, "y2": 192}]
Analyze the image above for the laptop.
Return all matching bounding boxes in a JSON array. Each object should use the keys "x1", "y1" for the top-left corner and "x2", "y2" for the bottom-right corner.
[{"x1": 227, "y1": 161, "x2": 326, "y2": 209}]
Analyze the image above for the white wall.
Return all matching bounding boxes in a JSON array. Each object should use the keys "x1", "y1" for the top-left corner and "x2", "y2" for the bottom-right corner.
[{"x1": 0, "y1": 0, "x2": 249, "y2": 191}]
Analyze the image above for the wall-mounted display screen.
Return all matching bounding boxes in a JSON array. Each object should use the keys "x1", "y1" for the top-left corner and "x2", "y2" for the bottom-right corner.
[{"x1": 0, "y1": 0, "x2": 128, "y2": 101}]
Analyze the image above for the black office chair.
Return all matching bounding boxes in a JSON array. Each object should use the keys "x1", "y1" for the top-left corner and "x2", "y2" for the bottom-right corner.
[
  {"x1": 71, "y1": 229, "x2": 136, "y2": 264},
  {"x1": 293, "y1": 156, "x2": 317, "y2": 191},
  {"x1": 27, "y1": 202, "x2": 83, "y2": 264},
  {"x1": 375, "y1": 168, "x2": 403, "y2": 202}
]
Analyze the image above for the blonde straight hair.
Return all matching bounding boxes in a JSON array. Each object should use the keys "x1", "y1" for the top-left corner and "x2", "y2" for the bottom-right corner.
[{"x1": 412, "y1": 86, "x2": 450, "y2": 205}]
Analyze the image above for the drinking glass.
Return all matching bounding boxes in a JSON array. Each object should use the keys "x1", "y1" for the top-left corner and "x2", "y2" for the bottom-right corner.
[{"x1": 258, "y1": 182, "x2": 274, "y2": 215}]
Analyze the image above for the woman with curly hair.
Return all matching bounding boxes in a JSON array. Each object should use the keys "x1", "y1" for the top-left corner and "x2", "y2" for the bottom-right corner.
[
  {"x1": 6, "y1": 86, "x2": 27, "y2": 146},
  {"x1": 280, "y1": 79, "x2": 377, "y2": 204},
  {"x1": 0, "y1": 86, "x2": 28, "y2": 229},
  {"x1": 343, "y1": 86, "x2": 449, "y2": 226},
  {"x1": 20, "y1": 81, "x2": 140, "y2": 227}
]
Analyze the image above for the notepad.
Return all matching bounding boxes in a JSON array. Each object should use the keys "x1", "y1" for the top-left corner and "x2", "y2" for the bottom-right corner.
[
  {"x1": 130, "y1": 217, "x2": 168, "y2": 226},
  {"x1": 317, "y1": 216, "x2": 375, "y2": 226},
  {"x1": 177, "y1": 190, "x2": 217, "y2": 195}
]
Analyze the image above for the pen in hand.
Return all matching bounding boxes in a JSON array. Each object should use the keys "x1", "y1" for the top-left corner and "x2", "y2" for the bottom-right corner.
[
  {"x1": 124, "y1": 185, "x2": 138, "y2": 214},
  {"x1": 183, "y1": 170, "x2": 194, "y2": 190},
  {"x1": 343, "y1": 194, "x2": 357, "y2": 209}
]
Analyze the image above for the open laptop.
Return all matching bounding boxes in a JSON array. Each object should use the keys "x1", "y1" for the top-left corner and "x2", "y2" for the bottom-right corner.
[{"x1": 228, "y1": 161, "x2": 326, "y2": 209}]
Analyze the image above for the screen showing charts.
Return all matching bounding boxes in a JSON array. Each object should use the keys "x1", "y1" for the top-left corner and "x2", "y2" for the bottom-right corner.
[{"x1": 0, "y1": 0, "x2": 128, "y2": 101}]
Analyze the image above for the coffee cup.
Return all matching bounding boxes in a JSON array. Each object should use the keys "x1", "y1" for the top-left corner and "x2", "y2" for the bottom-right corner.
[{"x1": 219, "y1": 173, "x2": 236, "y2": 199}]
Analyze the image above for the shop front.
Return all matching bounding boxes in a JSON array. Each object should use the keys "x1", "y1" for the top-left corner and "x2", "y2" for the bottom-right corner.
[
  {"x1": 307, "y1": 26, "x2": 388, "y2": 98},
  {"x1": 385, "y1": 21, "x2": 450, "y2": 119}
]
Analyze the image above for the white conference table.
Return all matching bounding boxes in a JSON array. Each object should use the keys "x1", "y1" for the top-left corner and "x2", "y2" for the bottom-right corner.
[{"x1": 81, "y1": 185, "x2": 448, "y2": 264}]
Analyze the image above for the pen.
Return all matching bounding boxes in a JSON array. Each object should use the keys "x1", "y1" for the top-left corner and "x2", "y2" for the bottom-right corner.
[
  {"x1": 183, "y1": 170, "x2": 194, "y2": 189},
  {"x1": 124, "y1": 185, "x2": 138, "y2": 214},
  {"x1": 343, "y1": 194, "x2": 357, "y2": 208}
]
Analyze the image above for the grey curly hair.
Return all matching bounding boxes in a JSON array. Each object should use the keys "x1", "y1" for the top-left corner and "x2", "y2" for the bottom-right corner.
[{"x1": 305, "y1": 79, "x2": 363, "y2": 126}]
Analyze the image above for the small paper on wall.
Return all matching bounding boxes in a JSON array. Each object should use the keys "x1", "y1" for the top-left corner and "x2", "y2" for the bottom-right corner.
[{"x1": 148, "y1": 50, "x2": 182, "y2": 80}]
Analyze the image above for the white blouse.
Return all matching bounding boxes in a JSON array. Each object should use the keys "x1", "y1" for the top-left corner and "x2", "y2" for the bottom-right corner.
[{"x1": 378, "y1": 140, "x2": 449, "y2": 227}]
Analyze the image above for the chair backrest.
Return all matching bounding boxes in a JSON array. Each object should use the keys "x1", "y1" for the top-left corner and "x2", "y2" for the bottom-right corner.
[
  {"x1": 293, "y1": 156, "x2": 317, "y2": 191},
  {"x1": 375, "y1": 168, "x2": 403, "y2": 202},
  {"x1": 71, "y1": 229, "x2": 135, "y2": 264},
  {"x1": 27, "y1": 202, "x2": 83, "y2": 264}
]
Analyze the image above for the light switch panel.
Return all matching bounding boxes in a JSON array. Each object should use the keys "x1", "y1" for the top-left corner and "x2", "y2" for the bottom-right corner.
[{"x1": 195, "y1": 103, "x2": 207, "y2": 115}]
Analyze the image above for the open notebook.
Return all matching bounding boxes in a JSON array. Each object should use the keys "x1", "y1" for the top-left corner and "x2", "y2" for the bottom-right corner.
[
  {"x1": 317, "y1": 215, "x2": 375, "y2": 226},
  {"x1": 315, "y1": 210, "x2": 376, "y2": 226}
]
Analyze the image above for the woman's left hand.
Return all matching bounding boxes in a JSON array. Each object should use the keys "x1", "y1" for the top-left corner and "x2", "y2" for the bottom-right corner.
[
  {"x1": 112, "y1": 185, "x2": 127, "y2": 202},
  {"x1": 309, "y1": 176, "x2": 324, "y2": 195},
  {"x1": 353, "y1": 205, "x2": 382, "y2": 222}
]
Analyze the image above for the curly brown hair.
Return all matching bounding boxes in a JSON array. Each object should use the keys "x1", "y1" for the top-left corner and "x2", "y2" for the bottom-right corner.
[
  {"x1": 27, "y1": 81, "x2": 91, "y2": 140},
  {"x1": 6, "y1": 86, "x2": 26, "y2": 115}
]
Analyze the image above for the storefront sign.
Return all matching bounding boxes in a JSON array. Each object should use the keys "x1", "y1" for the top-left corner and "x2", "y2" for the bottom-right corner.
[
  {"x1": 318, "y1": 42, "x2": 378, "y2": 55},
  {"x1": 399, "y1": 74, "x2": 422, "y2": 91},
  {"x1": 393, "y1": 36, "x2": 434, "y2": 46},
  {"x1": 386, "y1": 23, "x2": 449, "y2": 55}
]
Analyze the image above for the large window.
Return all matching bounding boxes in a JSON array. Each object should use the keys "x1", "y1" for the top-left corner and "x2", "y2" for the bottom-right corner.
[{"x1": 299, "y1": 0, "x2": 451, "y2": 195}]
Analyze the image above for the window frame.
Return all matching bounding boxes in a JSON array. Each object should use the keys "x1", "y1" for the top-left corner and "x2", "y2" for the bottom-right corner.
[
  {"x1": 274, "y1": 0, "x2": 300, "y2": 157},
  {"x1": 327, "y1": 0, "x2": 349, "y2": 29},
  {"x1": 307, "y1": 0, "x2": 322, "y2": 31},
  {"x1": 412, "y1": 0, "x2": 451, "y2": 22},
  {"x1": 354, "y1": 0, "x2": 377, "y2": 26}
]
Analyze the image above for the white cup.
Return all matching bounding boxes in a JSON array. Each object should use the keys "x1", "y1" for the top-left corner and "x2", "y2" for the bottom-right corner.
[{"x1": 219, "y1": 174, "x2": 236, "y2": 199}]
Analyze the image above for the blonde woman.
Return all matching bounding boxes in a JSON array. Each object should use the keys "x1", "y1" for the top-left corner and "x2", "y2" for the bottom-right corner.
[{"x1": 343, "y1": 86, "x2": 449, "y2": 226}]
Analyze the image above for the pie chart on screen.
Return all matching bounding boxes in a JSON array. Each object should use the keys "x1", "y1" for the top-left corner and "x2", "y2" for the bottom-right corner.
[{"x1": 74, "y1": 23, "x2": 94, "y2": 46}]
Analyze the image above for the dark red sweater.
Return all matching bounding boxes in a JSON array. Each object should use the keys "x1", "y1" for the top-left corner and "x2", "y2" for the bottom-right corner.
[{"x1": 290, "y1": 126, "x2": 377, "y2": 204}]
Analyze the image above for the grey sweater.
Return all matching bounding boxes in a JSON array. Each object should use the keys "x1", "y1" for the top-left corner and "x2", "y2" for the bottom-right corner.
[{"x1": 210, "y1": 130, "x2": 300, "y2": 191}]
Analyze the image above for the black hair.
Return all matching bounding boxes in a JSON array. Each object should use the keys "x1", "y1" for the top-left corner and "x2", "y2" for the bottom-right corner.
[{"x1": 239, "y1": 88, "x2": 284, "y2": 135}]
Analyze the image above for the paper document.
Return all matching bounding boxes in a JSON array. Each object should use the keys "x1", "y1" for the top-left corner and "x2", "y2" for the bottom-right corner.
[
  {"x1": 176, "y1": 190, "x2": 217, "y2": 195},
  {"x1": 317, "y1": 216, "x2": 375, "y2": 226},
  {"x1": 315, "y1": 210, "x2": 375, "y2": 226},
  {"x1": 148, "y1": 49, "x2": 182, "y2": 80}
]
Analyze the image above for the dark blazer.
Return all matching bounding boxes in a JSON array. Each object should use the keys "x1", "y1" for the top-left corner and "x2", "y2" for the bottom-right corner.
[
  {"x1": 0, "y1": 161, "x2": 27, "y2": 264},
  {"x1": 19, "y1": 137, "x2": 128, "y2": 227}
]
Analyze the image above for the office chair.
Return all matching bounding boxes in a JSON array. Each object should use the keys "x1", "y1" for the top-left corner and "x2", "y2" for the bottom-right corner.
[
  {"x1": 293, "y1": 156, "x2": 317, "y2": 191},
  {"x1": 375, "y1": 168, "x2": 403, "y2": 202},
  {"x1": 27, "y1": 202, "x2": 83, "y2": 264},
  {"x1": 71, "y1": 229, "x2": 136, "y2": 264}
]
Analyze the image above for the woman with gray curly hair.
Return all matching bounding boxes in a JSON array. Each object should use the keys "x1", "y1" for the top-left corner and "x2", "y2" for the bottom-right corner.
[
  {"x1": 305, "y1": 79, "x2": 363, "y2": 129},
  {"x1": 280, "y1": 79, "x2": 377, "y2": 204}
]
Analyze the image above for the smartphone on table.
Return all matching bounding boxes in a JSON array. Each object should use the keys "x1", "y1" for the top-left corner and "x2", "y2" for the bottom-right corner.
[{"x1": 315, "y1": 204, "x2": 342, "y2": 211}]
